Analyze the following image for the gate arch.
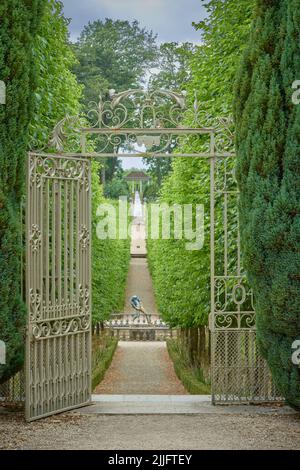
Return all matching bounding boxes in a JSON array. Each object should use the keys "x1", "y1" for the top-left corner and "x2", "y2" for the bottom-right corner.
[{"x1": 25, "y1": 89, "x2": 279, "y2": 421}]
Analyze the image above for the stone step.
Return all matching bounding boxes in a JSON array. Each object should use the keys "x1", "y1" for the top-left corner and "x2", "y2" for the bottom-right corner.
[
  {"x1": 73, "y1": 395, "x2": 293, "y2": 415},
  {"x1": 131, "y1": 253, "x2": 147, "y2": 258}
]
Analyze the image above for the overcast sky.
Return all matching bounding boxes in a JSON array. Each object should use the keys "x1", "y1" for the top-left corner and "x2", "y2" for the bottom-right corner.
[
  {"x1": 62, "y1": 0, "x2": 207, "y2": 169},
  {"x1": 62, "y1": 0, "x2": 206, "y2": 43}
]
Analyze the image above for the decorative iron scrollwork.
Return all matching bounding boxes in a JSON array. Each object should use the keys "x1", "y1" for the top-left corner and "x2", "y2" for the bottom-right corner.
[
  {"x1": 79, "y1": 226, "x2": 90, "y2": 250},
  {"x1": 29, "y1": 289, "x2": 42, "y2": 321},
  {"x1": 30, "y1": 225, "x2": 42, "y2": 253},
  {"x1": 39, "y1": 88, "x2": 190, "y2": 153},
  {"x1": 79, "y1": 285, "x2": 90, "y2": 314},
  {"x1": 28, "y1": 154, "x2": 90, "y2": 189},
  {"x1": 93, "y1": 130, "x2": 198, "y2": 156},
  {"x1": 87, "y1": 88, "x2": 187, "y2": 130},
  {"x1": 214, "y1": 277, "x2": 254, "y2": 312},
  {"x1": 136, "y1": 135, "x2": 161, "y2": 149},
  {"x1": 49, "y1": 115, "x2": 84, "y2": 152},
  {"x1": 31, "y1": 315, "x2": 90, "y2": 340},
  {"x1": 41, "y1": 157, "x2": 84, "y2": 179}
]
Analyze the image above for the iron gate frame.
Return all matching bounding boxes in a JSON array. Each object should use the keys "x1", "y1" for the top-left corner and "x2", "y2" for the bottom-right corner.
[{"x1": 25, "y1": 88, "x2": 279, "y2": 421}]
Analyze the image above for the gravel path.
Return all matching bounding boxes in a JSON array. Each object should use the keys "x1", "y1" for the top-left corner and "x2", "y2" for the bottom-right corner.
[
  {"x1": 124, "y1": 204, "x2": 158, "y2": 314},
  {"x1": 94, "y1": 342, "x2": 187, "y2": 395},
  {"x1": 1, "y1": 410, "x2": 300, "y2": 450}
]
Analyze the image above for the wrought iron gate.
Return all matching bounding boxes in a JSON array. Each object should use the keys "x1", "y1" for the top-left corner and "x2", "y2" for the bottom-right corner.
[
  {"x1": 25, "y1": 152, "x2": 92, "y2": 421},
  {"x1": 24, "y1": 89, "x2": 281, "y2": 420},
  {"x1": 209, "y1": 148, "x2": 280, "y2": 404}
]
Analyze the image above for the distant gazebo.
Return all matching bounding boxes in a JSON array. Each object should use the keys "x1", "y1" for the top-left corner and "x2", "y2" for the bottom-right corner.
[{"x1": 125, "y1": 170, "x2": 151, "y2": 195}]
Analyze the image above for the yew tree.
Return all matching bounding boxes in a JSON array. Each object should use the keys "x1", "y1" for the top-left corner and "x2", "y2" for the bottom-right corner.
[{"x1": 235, "y1": 0, "x2": 300, "y2": 408}]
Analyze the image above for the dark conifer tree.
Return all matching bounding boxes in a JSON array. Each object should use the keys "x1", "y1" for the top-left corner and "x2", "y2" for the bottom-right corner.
[{"x1": 235, "y1": 0, "x2": 300, "y2": 407}]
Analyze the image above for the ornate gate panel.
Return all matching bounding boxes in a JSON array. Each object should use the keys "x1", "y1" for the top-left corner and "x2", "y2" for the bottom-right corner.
[
  {"x1": 209, "y1": 148, "x2": 281, "y2": 404},
  {"x1": 25, "y1": 152, "x2": 92, "y2": 421}
]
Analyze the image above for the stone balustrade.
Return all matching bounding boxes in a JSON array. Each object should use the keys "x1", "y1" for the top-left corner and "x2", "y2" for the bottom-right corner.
[{"x1": 104, "y1": 313, "x2": 177, "y2": 342}]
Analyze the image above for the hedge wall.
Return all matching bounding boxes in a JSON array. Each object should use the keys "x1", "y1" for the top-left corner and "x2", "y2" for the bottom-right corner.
[
  {"x1": 235, "y1": 0, "x2": 300, "y2": 408},
  {"x1": 0, "y1": 0, "x2": 46, "y2": 383}
]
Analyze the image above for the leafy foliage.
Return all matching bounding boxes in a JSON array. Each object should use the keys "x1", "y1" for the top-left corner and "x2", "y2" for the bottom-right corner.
[
  {"x1": 92, "y1": 333, "x2": 118, "y2": 390},
  {"x1": 191, "y1": 0, "x2": 254, "y2": 118},
  {"x1": 104, "y1": 177, "x2": 130, "y2": 200},
  {"x1": 142, "y1": 156, "x2": 172, "y2": 188},
  {"x1": 147, "y1": 158, "x2": 211, "y2": 327},
  {"x1": 73, "y1": 18, "x2": 158, "y2": 182},
  {"x1": 235, "y1": 0, "x2": 300, "y2": 408},
  {"x1": 74, "y1": 18, "x2": 158, "y2": 105},
  {"x1": 167, "y1": 337, "x2": 211, "y2": 394},
  {"x1": 149, "y1": 42, "x2": 195, "y2": 92},
  {"x1": 143, "y1": 181, "x2": 160, "y2": 202},
  {"x1": 0, "y1": 0, "x2": 46, "y2": 383},
  {"x1": 29, "y1": 0, "x2": 83, "y2": 148}
]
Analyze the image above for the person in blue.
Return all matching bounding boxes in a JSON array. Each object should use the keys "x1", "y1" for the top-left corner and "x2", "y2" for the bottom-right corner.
[{"x1": 130, "y1": 295, "x2": 151, "y2": 323}]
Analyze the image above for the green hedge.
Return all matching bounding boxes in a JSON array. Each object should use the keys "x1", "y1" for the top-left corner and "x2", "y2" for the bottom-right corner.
[
  {"x1": 92, "y1": 333, "x2": 118, "y2": 390},
  {"x1": 167, "y1": 338, "x2": 211, "y2": 395},
  {"x1": 235, "y1": 0, "x2": 300, "y2": 408},
  {"x1": 147, "y1": 165, "x2": 211, "y2": 328},
  {"x1": 0, "y1": 0, "x2": 46, "y2": 383},
  {"x1": 92, "y1": 167, "x2": 131, "y2": 323}
]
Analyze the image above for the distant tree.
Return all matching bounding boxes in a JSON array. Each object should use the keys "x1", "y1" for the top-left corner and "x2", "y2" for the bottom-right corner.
[
  {"x1": 0, "y1": 0, "x2": 46, "y2": 383},
  {"x1": 149, "y1": 42, "x2": 195, "y2": 91},
  {"x1": 105, "y1": 158, "x2": 123, "y2": 183},
  {"x1": 143, "y1": 182, "x2": 160, "y2": 202},
  {"x1": 104, "y1": 178, "x2": 130, "y2": 200},
  {"x1": 73, "y1": 19, "x2": 158, "y2": 181},
  {"x1": 142, "y1": 156, "x2": 172, "y2": 187},
  {"x1": 74, "y1": 18, "x2": 158, "y2": 106}
]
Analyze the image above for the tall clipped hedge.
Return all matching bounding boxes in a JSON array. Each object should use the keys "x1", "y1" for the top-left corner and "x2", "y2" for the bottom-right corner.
[
  {"x1": 235, "y1": 0, "x2": 300, "y2": 408},
  {"x1": 92, "y1": 167, "x2": 131, "y2": 324},
  {"x1": 0, "y1": 0, "x2": 46, "y2": 383},
  {"x1": 147, "y1": 159, "x2": 211, "y2": 327},
  {"x1": 147, "y1": 0, "x2": 254, "y2": 329},
  {"x1": 29, "y1": 0, "x2": 83, "y2": 147}
]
